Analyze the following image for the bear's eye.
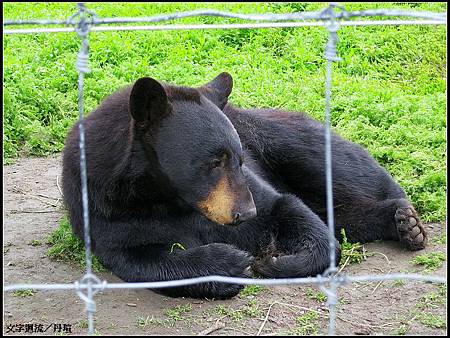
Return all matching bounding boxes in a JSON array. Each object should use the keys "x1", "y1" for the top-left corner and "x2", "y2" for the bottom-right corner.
[
  {"x1": 210, "y1": 153, "x2": 228, "y2": 169},
  {"x1": 211, "y1": 159, "x2": 223, "y2": 169}
]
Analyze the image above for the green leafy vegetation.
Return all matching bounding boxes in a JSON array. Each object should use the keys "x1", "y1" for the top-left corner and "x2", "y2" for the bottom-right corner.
[
  {"x1": 410, "y1": 251, "x2": 446, "y2": 272},
  {"x1": 339, "y1": 229, "x2": 372, "y2": 267},
  {"x1": 240, "y1": 284, "x2": 264, "y2": 297},
  {"x1": 416, "y1": 312, "x2": 447, "y2": 329},
  {"x1": 3, "y1": 2, "x2": 446, "y2": 222},
  {"x1": 46, "y1": 216, "x2": 106, "y2": 272},
  {"x1": 214, "y1": 300, "x2": 262, "y2": 321},
  {"x1": 12, "y1": 289, "x2": 35, "y2": 297},
  {"x1": 292, "y1": 310, "x2": 320, "y2": 335},
  {"x1": 305, "y1": 288, "x2": 327, "y2": 303},
  {"x1": 165, "y1": 304, "x2": 192, "y2": 321}
]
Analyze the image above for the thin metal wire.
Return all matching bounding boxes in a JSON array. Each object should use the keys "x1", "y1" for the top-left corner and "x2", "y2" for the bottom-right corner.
[
  {"x1": 3, "y1": 7, "x2": 446, "y2": 26},
  {"x1": 72, "y1": 2, "x2": 96, "y2": 335},
  {"x1": 3, "y1": 2, "x2": 447, "y2": 336},
  {"x1": 321, "y1": 4, "x2": 342, "y2": 334},
  {"x1": 3, "y1": 273, "x2": 447, "y2": 292},
  {"x1": 2, "y1": 19, "x2": 446, "y2": 35}
]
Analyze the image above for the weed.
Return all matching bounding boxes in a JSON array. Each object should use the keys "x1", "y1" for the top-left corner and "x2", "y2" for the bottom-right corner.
[
  {"x1": 137, "y1": 315, "x2": 167, "y2": 329},
  {"x1": 292, "y1": 310, "x2": 320, "y2": 335},
  {"x1": 240, "y1": 284, "x2": 264, "y2": 297},
  {"x1": 215, "y1": 305, "x2": 244, "y2": 322},
  {"x1": 46, "y1": 215, "x2": 106, "y2": 272},
  {"x1": 165, "y1": 304, "x2": 192, "y2": 321},
  {"x1": 416, "y1": 312, "x2": 446, "y2": 329},
  {"x1": 13, "y1": 289, "x2": 35, "y2": 297},
  {"x1": 416, "y1": 286, "x2": 447, "y2": 309},
  {"x1": 305, "y1": 288, "x2": 327, "y2": 303},
  {"x1": 393, "y1": 324, "x2": 408, "y2": 335},
  {"x1": 339, "y1": 229, "x2": 372, "y2": 266},
  {"x1": 76, "y1": 320, "x2": 88, "y2": 329},
  {"x1": 393, "y1": 279, "x2": 406, "y2": 287},
  {"x1": 432, "y1": 234, "x2": 447, "y2": 245},
  {"x1": 214, "y1": 301, "x2": 262, "y2": 322},
  {"x1": 28, "y1": 239, "x2": 43, "y2": 246},
  {"x1": 410, "y1": 251, "x2": 446, "y2": 272},
  {"x1": 241, "y1": 299, "x2": 263, "y2": 318}
]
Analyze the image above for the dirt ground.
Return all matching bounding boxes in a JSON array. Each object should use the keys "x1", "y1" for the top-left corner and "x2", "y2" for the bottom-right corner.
[{"x1": 3, "y1": 154, "x2": 447, "y2": 336}]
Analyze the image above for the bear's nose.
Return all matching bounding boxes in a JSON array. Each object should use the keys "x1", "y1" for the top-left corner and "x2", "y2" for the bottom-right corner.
[{"x1": 234, "y1": 207, "x2": 257, "y2": 223}]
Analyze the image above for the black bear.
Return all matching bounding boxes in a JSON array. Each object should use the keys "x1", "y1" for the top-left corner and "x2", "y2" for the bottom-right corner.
[{"x1": 62, "y1": 73, "x2": 427, "y2": 299}]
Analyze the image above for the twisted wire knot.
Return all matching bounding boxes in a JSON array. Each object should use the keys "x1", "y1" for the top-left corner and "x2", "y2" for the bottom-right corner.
[
  {"x1": 77, "y1": 48, "x2": 90, "y2": 73},
  {"x1": 322, "y1": 2, "x2": 346, "y2": 62},
  {"x1": 68, "y1": 3, "x2": 97, "y2": 73},
  {"x1": 75, "y1": 273, "x2": 107, "y2": 313}
]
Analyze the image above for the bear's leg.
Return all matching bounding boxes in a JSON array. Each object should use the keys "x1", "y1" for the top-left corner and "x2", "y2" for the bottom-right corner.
[
  {"x1": 96, "y1": 243, "x2": 253, "y2": 299},
  {"x1": 239, "y1": 112, "x2": 427, "y2": 251},
  {"x1": 336, "y1": 197, "x2": 427, "y2": 251},
  {"x1": 252, "y1": 194, "x2": 341, "y2": 278}
]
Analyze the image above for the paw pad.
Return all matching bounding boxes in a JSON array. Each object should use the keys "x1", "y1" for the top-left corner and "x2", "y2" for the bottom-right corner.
[{"x1": 395, "y1": 206, "x2": 427, "y2": 251}]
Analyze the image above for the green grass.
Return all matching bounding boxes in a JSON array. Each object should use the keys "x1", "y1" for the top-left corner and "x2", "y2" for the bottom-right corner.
[
  {"x1": 291, "y1": 310, "x2": 320, "y2": 335},
  {"x1": 214, "y1": 300, "x2": 262, "y2": 322},
  {"x1": 305, "y1": 288, "x2": 327, "y2": 303},
  {"x1": 3, "y1": 2, "x2": 447, "y2": 222},
  {"x1": 12, "y1": 289, "x2": 35, "y2": 297},
  {"x1": 339, "y1": 229, "x2": 372, "y2": 267},
  {"x1": 416, "y1": 312, "x2": 447, "y2": 329},
  {"x1": 137, "y1": 316, "x2": 167, "y2": 329},
  {"x1": 240, "y1": 284, "x2": 264, "y2": 297},
  {"x1": 46, "y1": 216, "x2": 106, "y2": 272},
  {"x1": 432, "y1": 234, "x2": 447, "y2": 245},
  {"x1": 410, "y1": 251, "x2": 446, "y2": 272},
  {"x1": 165, "y1": 304, "x2": 192, "y2": 321},
  {"x1": 28, "y1": 239, "x2": 43, "y2": 246}
]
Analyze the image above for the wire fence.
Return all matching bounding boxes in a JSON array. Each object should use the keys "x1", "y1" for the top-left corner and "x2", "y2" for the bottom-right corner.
[{"x1": 3, "y1": 2, "x2": 447, "y2": 336}]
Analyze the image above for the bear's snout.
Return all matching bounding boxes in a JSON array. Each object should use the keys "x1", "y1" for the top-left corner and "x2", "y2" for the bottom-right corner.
[{"x1": 198, "y1": 176, "x2": 256, "y2": 225}]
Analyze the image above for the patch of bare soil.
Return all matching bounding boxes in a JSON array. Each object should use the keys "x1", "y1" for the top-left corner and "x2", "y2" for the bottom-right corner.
[{"x1": 3, "y1": 155, "x2": 447, "y2": 335}]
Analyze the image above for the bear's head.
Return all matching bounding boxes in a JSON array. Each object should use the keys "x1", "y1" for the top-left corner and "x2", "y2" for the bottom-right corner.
[{"x1": 129, "y1": 73, "x2": 256, "y2": 225}]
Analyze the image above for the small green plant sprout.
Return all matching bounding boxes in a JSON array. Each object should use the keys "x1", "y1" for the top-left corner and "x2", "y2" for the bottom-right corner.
[
  {"x1": 13, "y1": 289, "x2": 35, "y2": 297},
  {"x1": 137, "y1": 315, "x2": 168, "y2": 329},
  {"x1": 339, "y1": 228, "x2": 372, "y2": 268},
  {"x1": 432, "y1": 234, "x2": 446, "y2": 245},
  {"x1": 169, "y1": 242, "x2": 186, "y2": 254},
  {"x1": 241, "y1": 299, "x2": 263, "y2": 318},
  {"x1": 416, "y1": 312, "x2": 447, "y2": 329},
  {"x1": 410, "y1": 251, "x2": 446, "y2": 272},
  {"x1": 292, "y1": 310, "x2": 320, "y2": 335},
  {"x1": 416, "y1": 287, "x2": 447, "y2": 309},
  {"x1": 240, "y1": 284, "x2": 264, "y2": 297},
  {"x1": 28, "y1": 239, "x2": 43, "y2": 246},
  {"x1": 393, "y1": 279, "x2": 406, "y2": 287},
  {"x1": 215, "y1": 305, "x2": 244, "y2": 322},
  {"x1": 76, "y1": 320, "x2": 88, "y2": 329},
  {"x1": 393, "y1": 323, "x2": 408, "y2": 335},
  {"x1": 165, "y1": 304, "x2": 192, "y2": 321},
  {"x1": 305, "y1": 288, "x2": 327, "y2": 303}
]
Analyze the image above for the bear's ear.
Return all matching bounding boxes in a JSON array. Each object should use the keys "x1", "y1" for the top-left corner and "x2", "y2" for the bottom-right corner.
[
  {"x1": 198, "y1": 72, "x2": 233, "y2": 110},
  {"x1": 129, "y1": 77, "x2": 171, "y2": 128}
]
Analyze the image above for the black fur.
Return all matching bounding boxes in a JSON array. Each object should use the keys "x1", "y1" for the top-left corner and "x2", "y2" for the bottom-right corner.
[{"x1": 62, "y1": 73, "x2": 426, "y2": 300}]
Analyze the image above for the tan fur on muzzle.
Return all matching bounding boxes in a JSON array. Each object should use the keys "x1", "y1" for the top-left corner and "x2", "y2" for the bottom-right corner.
[{"x1": 198, "y1": 176, "x2": 235, "y2": 225}]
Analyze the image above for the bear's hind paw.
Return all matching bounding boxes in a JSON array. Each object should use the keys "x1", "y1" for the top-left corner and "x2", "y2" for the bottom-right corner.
[{"x1": 395, "y1": 205, "x2": 427, "y2": 251}]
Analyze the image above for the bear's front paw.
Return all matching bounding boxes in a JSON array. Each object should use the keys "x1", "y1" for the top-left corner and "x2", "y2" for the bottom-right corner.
[
  {"x1": 200, "y1": 243, "x2": 254, "y2": 299},
  {"x1": 395, "y1": 204, "x2": 427, "y2": 251},
  {"x1": 203, "y1": 243, "x2": 254, "y2": 277}
]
